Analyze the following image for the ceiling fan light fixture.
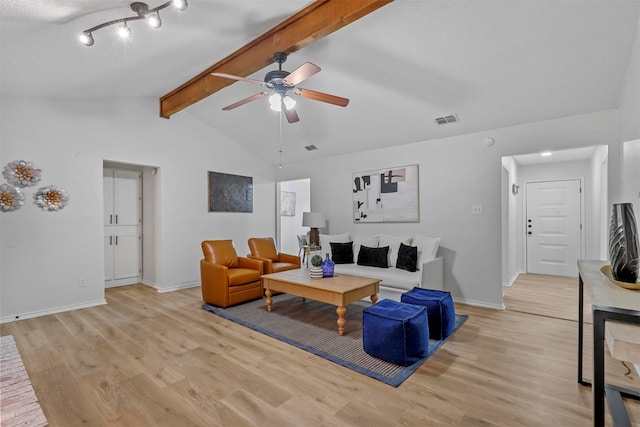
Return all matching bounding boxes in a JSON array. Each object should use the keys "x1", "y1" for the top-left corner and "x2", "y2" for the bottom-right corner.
[
  {"x1": 283, "y1": 95, "x2": 296, "y2": 110},
  {"x1": 269, "y1": 93, "x2": 282, "y2": 111}
]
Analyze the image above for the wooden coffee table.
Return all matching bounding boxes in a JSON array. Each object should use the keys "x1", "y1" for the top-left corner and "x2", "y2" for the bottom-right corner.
[{"x1": 261, "y1": 269, "x2": 380, "y2": 336}]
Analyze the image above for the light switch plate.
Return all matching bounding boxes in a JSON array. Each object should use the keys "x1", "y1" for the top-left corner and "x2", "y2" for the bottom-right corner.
[{"x1": 472, "y1": 204, "x2": 483, "y2": 215}]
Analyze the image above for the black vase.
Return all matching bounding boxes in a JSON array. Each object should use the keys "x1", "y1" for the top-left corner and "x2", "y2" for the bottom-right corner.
[{"x1": 609, "y1": 203, "x2": 639, "y2": 283}]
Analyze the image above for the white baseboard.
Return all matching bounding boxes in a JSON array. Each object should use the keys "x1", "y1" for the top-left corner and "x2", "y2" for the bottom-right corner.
[
  {"x1": 155, "y1": 281, "x2": 200, "y2": 293},
  {"x1": 0, "y1": 298, "x2": 107, "y2": 324},
  {"x1": 502, "y1": 271, "x2": 521, "y2": 288},
  {"x1": 453, "y1": 296, "x2": 505, "y2": 310}
]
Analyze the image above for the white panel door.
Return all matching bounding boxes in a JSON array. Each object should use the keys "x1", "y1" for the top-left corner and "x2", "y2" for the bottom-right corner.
[
  {"x1": 113, "y1": 233, "x2": 140, "y2": 280},
  {"x1": 526, "y1": 180, "x2": 581, "y2": 277},
  {"x1": 114, "y1": 169, "x2": 140, "y2": 226}
]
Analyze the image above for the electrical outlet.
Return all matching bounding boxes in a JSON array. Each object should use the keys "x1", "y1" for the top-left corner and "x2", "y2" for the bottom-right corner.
[
  {"x1": 79, "y1": 278, "x2": 87, "y2": 287},
  {"x1": 472, "y1": 204, "x2": 483, "y2": 215}
]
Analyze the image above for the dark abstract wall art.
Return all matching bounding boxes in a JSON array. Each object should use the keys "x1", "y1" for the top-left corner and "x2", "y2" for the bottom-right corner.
[
  {"x1": 208, "y1": 171, "x2": 253, "y2": 213},
  {"x1": 352, "y1": 165, "x2": 419, "y2": 223}
]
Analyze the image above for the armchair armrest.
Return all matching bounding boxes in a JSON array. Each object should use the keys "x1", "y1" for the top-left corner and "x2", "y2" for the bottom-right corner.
[
  {"x1": 200, "y1": 259, "x2": 230, "y2": 306},
  {"x1": 420, "y1": 257, "x2": 443, "y2": 290},
  {"x1": 238, "y1": 256, "x2": 263, "y2": 274},
  {"x1": 248, "y1": 255, "x2": 273, "y2": 274},
  {"x1": 278, "y1": 252, "x2": 301, "y2": 267}
]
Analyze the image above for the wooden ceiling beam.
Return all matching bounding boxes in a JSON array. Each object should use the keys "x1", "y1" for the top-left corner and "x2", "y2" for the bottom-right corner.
[{"x1": 159, "y1": 0, "x2": 394, "y2": 118}]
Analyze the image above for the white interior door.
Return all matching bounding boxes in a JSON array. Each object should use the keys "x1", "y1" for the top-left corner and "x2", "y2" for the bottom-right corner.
[{"x1": 526, "y1": 180, "x2": 581, "y2": 277}]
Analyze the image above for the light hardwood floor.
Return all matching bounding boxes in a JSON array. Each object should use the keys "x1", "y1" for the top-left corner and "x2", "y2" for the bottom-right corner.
[{"x1": 1, "y1": 274, "x2": 638, "y2": 426}]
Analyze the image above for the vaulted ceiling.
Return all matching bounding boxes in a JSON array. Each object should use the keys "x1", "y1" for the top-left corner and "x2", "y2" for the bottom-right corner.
[{"x1": 2, "y1": 1, "x2": 639, "y2": 166}]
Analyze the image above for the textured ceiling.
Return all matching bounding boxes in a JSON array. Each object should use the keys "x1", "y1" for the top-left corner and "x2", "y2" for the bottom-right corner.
[{"x1": 1, "y1": 0, "x2": 639, "y2": 166}]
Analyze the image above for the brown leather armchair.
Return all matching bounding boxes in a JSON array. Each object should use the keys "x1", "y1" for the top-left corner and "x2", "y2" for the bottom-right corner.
[
  {"x1": 200, "y1": 240, "x2": 263, "y2": 308},
  {"x1": 247, "y1": 237, "x2": 301, "y2": 274}
]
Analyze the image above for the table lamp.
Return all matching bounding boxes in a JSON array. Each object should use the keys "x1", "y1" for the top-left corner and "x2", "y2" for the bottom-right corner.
[{"x1": 302, "y1": 212, "x2": 325, "y2": 247}]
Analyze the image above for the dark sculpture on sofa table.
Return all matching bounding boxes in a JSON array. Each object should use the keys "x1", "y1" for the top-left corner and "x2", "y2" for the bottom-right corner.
[{"x1": 609, "y1": 203, "x2": 639, "y2": 284}]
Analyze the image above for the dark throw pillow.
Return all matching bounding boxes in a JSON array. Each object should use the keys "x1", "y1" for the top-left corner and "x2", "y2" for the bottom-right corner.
[
  {"x1": 357, "y1": 245, "x2": 389, "y2": 268},
  {"x1": 330, "y1": 242, "x2": 354, "y2": 264},
  {"x1": 396, "y1": 242, "x2": 418, "y2": 272}
]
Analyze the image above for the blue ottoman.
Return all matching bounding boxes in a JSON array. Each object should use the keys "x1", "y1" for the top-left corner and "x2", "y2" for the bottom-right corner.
[
  {"x1": 362, "y1": 299, "x2": 429, "y2": 366},
  {"x1": 401, "y1": 287, "x2": 456, "y2": 340}
]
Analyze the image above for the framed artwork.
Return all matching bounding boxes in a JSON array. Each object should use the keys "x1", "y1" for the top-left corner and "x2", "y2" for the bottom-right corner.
[
  {"x1": 208, "y1": 171, "x2": 253, "y2": 212},
  {"x1": 280, "y1": 191, "x2": 296, "y2": 216},
  {"x1": 352, "y1": 164, "x2": 419, "y2": 223}
]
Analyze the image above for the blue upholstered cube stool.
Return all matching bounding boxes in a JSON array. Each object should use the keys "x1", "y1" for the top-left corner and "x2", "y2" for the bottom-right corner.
[
  {"x1": 362, "y1": 299, "x2": 429, "y2": 366},
  {"x1": 401, "y1": 287, "x2": 456, "y2": 340}
]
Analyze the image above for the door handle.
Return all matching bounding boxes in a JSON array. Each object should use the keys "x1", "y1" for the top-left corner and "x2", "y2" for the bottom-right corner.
[
  {"x1": 527, "y1": 231, "x2": 532, "y2": 235},
  {"x1": 110, "y1": 235, "x2": 112, "y2": 245},
  {"x1": 115, "y1": 214, "x2": 118, "y2": 224},
  {"x1": 115, "y1": 236, "x2": 118, "y2": 245},
  {"x1": 110, "y1": 214, "x2": 113, "y2": 224}
]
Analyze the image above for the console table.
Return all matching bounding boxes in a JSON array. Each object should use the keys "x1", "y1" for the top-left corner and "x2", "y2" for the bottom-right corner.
[{"x1": 577, "y1": 260, "x2": 640, "y2": 426}]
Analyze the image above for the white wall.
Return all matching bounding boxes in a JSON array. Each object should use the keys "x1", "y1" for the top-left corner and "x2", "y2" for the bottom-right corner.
[
  {"x1": 277, "y1": 110, "x2": 621, "y2": 308},
  {"x1": 0, "y1": 97, "x2": 276, "y2": 321}
]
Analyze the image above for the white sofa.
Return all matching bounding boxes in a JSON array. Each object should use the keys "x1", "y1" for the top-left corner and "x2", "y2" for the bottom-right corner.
[{"x1": 318, "y1": 233, "x2": 444, "y2": 301}]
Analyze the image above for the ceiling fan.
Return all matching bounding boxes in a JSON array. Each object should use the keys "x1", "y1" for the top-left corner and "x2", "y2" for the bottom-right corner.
[{"x1": 210, "y1": 52, "x2": 349, "y2": 124}]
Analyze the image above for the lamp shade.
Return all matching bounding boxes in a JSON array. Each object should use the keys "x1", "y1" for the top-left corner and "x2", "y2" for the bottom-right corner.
[{"x1": 302, "y1": 212, "x2": 325, "y2": 228}]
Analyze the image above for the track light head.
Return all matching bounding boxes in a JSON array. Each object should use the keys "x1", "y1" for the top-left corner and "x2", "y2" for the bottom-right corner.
[
  {"x1": 148, "y1": 12, "x2": 162, "y2": 28},
  {"x1": 117, "y1": 23, "x2": 132, "y2": 38},
  {"x1": 173, "y1": 0, "x2": 188, "y2": 11},
  {"x1": 79, "y1": 32, "x2": 94, "y2": 46}
]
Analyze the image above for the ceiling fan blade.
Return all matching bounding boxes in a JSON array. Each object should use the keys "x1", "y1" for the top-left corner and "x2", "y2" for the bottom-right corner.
[
  {"x1": 222, "y1": 92, "x2": 268, "y2": 110},
  {"x1": 295, "y1": 88, "x2": 349, "y2": 107},
  {"x1": 211, "y1": 72, "x2": 265, "y2": 86},
  {"x1": 283, "y1": 106, "x2": 300, "y2": 124},
  {"x1": 283, "y1": 62, "x2": 321, "y2": 86}
]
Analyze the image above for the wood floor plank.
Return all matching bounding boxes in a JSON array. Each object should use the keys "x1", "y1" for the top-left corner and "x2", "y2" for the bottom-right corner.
[{"x1": 1, "y1": 276, "x2": 638, "y2": 426}]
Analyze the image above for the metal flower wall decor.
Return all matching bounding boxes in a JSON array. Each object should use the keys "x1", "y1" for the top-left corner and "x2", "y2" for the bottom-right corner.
[
  {"x1": 33, "y1": 186, "x2": 69, "y2": 212},
  {"x1": 3, "y1": 160, "x2": 41, "y2": 187},
  {"x1": 1, "y1": 160, "x2": 69, "y2": 213},
  {"x1": 0, "y1": 183, "x2": 25, "y2": 212}
]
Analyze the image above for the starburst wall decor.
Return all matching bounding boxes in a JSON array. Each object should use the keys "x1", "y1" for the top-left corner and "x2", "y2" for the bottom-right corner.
[{"x1": 1, "y1": 160, "x2": 69, "y2": 213}]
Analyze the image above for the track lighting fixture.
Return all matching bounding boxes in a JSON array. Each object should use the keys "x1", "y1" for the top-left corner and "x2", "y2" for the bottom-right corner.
[{"x1": 78, "y1": 0, "x2": 187, "y2": 47}]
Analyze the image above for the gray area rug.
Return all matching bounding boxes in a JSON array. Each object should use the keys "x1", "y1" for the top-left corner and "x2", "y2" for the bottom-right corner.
[
  {"x1": 0, "y1": 335, "x2": 48, "y2": 426},
  {"x1": 203, "y1": 294, "x2": 467, "y2": 387}
]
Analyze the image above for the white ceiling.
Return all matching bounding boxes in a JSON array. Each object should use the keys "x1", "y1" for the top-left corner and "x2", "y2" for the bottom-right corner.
[{"x1": 1, "y1": 1, "x2": 639, "y2": 166}]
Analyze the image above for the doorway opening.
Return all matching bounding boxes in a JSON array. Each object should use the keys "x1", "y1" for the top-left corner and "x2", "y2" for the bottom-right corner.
[
  {"x1": 103, "y1": 161, "x2": 159, "y2": 290},
  {"x1": 277, "y1": 178, "x2": 311, "y2": 257},
  {"x1": 501, "y1": 145, "x2": 608, "y2": 288}
]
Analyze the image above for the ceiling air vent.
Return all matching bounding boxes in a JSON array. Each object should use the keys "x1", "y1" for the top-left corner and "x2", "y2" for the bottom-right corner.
[
  {"x1": 434, "y1": 114, "x2": 459, "y2": 125},
  {"x1": 304, "y1": 145, "x2": 318, "y2": 151}
]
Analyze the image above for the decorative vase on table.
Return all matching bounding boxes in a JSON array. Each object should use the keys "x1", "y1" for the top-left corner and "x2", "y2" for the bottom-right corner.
[
  {"x1": 609, "y1": 203, "x2": 639, "y2": 283},
  {"x1": 309, "y1": 254, "x2": 324, "y2": 279},
  {"x1": 322, "y1": 253, "x2": 335, "y2": 278}
]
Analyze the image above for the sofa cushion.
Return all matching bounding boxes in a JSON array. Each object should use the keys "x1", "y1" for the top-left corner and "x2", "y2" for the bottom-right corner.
[
  {"x1": 333, "y1": 263, "x2": 421, "y2": 290},
  {"x1": 357, "y1": 245, "x2": 389, "y2": 268},
  {"x1": 352, "y1": 234, "x2": 380, "y2": 261},
  {"x1": 396, "y1": 243, "x2": 418, "y2": 272},
  {"x1": 319, "y1": 232, "x2": 351, "y2": 259},
  {"x1": 378, "y1": 234, "x2": 412, "y2": 267},
  {"x1": 330, "y1": 242, "x2": 354, "y2": 264},
  {"x1": 412, "y1": 235, "x2": 441, "y2": 270}
]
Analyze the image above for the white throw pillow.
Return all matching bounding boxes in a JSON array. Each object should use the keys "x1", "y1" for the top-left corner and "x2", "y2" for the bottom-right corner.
[
  {"x1": 319, "y1": 232, "x2": 351, "y2": 259},
  {"x1": 412, "y1": 235, "x2": 441, "y2": 269},
  {"x1": 352, "y1": 234, "x2": 380, "y2": 262},
  {"x1": 378, "y1": 234, "x2": 412, "y2": 268}
]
